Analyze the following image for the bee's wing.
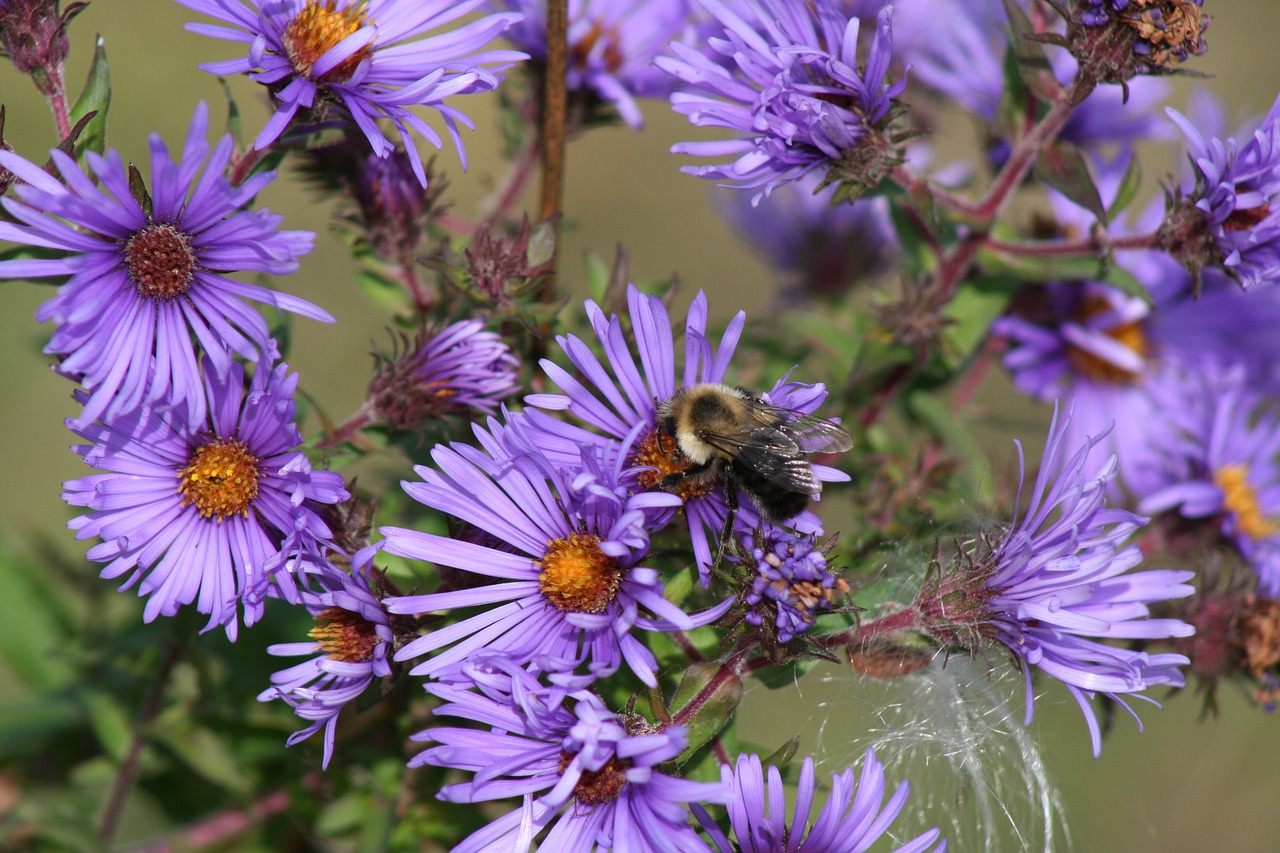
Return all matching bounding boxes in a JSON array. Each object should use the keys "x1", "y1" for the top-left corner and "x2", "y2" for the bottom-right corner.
[
  {"x1": 698, "y1": 425, "x2": 824, "y2": 496},
  {"x1": 739, "y1": 398, "x2": 854, "y2": 455}
]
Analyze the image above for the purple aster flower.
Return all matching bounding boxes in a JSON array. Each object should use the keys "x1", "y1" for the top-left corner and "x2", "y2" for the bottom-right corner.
[
  {"x1": 925, "y1": 408, "x2": 1195, "y2": 757},
  {"x1": 525, "y1": 284, "x2": 848, "y2": 582},
  {"x1": 737, "y1": 526, "x2": 848, "y2": 645},
  {"x1": 1138, "y1": 369, "x2": 1280, "y2": 594},
  {"x1": 657, "y1": 1, "x2": 905, "y2": 200},
  {"x1": 993, "y1": 152, "x2": 1280, "y2": 491},
  {"x1": 259, "y1": 547, "x2": 396, "y2": 768},
  {"x1": 1165, "y1": 94, "x2": 1280, "y2": 290},
  {"x1": 175, "y1": 0, "x2": 527, "y2": 184},
  {"x1": 381, "y1": 416, "x2": 731, "y2": 686},
  {"x1": 713, "y1": 170, "x2": 898, "y2": 299},
  {"x1": 368, "y1": 319, "x2": 520, "y2": 430},
  {"x1": 695, "y1": 750, "x2": 945, "y2": 853},
  {"x1": 416, "y1": 654, "x2": 731, "y2": 852},
  {"x1": 1069, "y1": 0, "x2": 1207, "y2": 77},
  {"x1": 62, "y1": 357, "x2": 350, "y2": 640},
  {"x1": 493, "y1": 0, "x2": 690, "y2": 128},
  {"x1": 0, "y1": 102, "x2": 324, "y2": 428}
]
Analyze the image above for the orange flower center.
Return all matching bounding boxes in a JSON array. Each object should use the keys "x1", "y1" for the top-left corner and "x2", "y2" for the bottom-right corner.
[
  {"x1": 309, "y1": 605, "x2": 379, "y2": 662},
  {"x1": 1215, "y1": 464, "x2": 1278, "y2": 541},
  {"x1": 178, "y1": 438, "x2": 261, "y2": 520},
  {"x1": 1065, "y1": 295, "x2": 1148, "y2": 385},
  {"x1": 630, "y1": 427, "x2": 714, "y2": 501},
  {"x1": 283, "y1": 1, "x2": 373, "y2": 83},
  {"x1": 536, "y1": 531, "x2": 622, "y2": 614}
]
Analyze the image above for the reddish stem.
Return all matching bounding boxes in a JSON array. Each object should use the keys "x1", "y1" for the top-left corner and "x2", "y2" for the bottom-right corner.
[
  {"x1": 817, "y1": 607, "x2": 923, "y2": 651},
  {"x1": 316, "y1": 401, "x2": 377, "y2": 450},
  {"x1": 538, "y1": 0, "x2": 569, "y2": 302},
  {"x1": 985, "y1": 232, "x2": 1159, "y2": 258}
]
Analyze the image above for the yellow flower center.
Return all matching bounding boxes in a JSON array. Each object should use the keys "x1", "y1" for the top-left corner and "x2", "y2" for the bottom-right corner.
[
  {"x1": 178, "y1": 438, "x2": 261, "y2": 520},
  {"x1": 1065, "y1": 295, "x2": 1148, "y2": 385},
  {"x1": 283, "y1": 1, "x2": 373, "y2": 83},
  {"x1": 126, "y1": 223, "x2": 196, "y2": 300},
  {"x1": 1215, "y1": 464, "x2": 1278, "y2": 541},
  {"x1": 309, "y1": 605, "x2": 378, "y2": 663},
  {"x1": 536, "y1": 531, "x2": 622, "y2": 613}
]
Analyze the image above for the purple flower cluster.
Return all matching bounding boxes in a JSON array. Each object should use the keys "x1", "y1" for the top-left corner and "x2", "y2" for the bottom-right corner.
[
  {"x1": 1167, "y1": 95, "x2": 1280, "y2": 290},
  {"x1": 0, "y1": 103, "x2": 325, "y2": 428},
  {"x1": 260, "y1": 548, "x2": 395, "y2": 767},
  {"x1": 696, "y1": 751, "x2": 945, "y2": 853},
  {"x1": 740, "y1": 527, "x2": 847, "y2": 644},
  {"x1": 977, "y1": 409, "x2": 1194, "y2": 756},
  {"x1": 63, "y1": 358, "x2": 349, "y2": 640},
  {"x1": 418, "y1": 654, "x2": 732, "y2": 852},
  {"x1": 658, "y1": 0, "x2": 905, "y2": 200},
  {"x1": 176, "y1": 0, "x2": 528, "y2": 184}
]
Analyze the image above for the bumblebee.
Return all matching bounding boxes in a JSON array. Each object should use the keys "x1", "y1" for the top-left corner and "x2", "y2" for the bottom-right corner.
[{"x1": 654, "y1": 383, "x2": 852, "y2": 529}]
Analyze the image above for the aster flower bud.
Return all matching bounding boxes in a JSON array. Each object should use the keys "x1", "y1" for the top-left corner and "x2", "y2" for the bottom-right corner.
[
  {"x1": 367, "y1": 320, "x2": 520, "y2": 431},
  {"x1": 0, "y1": 0, "x2": 82, "y2": 93},
  {"x1": 733, "y1": 527, "x2": 850, "y2": 648},
  {"x1": 464, "y1": 215, "x2": 556, "y2": 305},
  {"x1": 299, "y1": 138, "x2": 444, "y2": 263}
]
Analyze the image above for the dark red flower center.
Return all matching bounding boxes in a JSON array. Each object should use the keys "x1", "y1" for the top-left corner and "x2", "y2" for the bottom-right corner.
[
  {"x1": 559, "y1": 752, "x2": 629, "y2": 806},
  {"x1": 126, "y1": 223, "x2": 197, "y2": 300}
]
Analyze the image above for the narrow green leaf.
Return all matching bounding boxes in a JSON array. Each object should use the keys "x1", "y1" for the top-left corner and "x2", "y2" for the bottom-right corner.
[
  {"x1": 1107, "y1": 154, "x2": 1143, "y2": 219},
  {"x1": 977, "y1": 245, "x2": 1112, "y2": 283},
  {"x1": 1100, "y1": 261, "x2": 1153, "y2": 305},
  {"x1": 1001, "y1": 0, "x2": 1057, "y2": 102},
  {"x1": 151, "y1": 723, "x2": 251, "y2": 794},
  {"x1": 941, "y1": 274, "x2": 1022, "y2": 366},
  {"x1": 82, "y1": 688, "x2": 132, "y2": 762},
  {"x1": 1035, "y1": 140, "x2": 1107, "y2": 225},
  {"x1": 68, "y1": 35, "x2": 111, "y2": 157}
]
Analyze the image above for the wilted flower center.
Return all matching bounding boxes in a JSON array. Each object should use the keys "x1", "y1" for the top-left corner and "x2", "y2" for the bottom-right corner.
[
  {"x1": 1065, "y1": 295, "x2": 1148, "y2": 384},
  {"x1": 631, "y1": 427, "x2": 714, "y2": 500},
  {"x1": 1122, "y1": 0, "x2": 1207, "y2": 68},
  {"x1": 309, "y1": 605, "x2": 379, "y2": 662},
  {"x1": 571, "y1": 21, "x2": 623, "y2": 73},
  {"x1": 178, "y1": 438, "x2": 261, "y2": 520},
  {"x1": 126, "y1": 223, "x2": 196, "y2": 300},
  {"x1": 536, "y1": 531, "x2": 622, "y2": 613},
  {"x1": 284, "y1": 0, "x2": 373, "y2": 83},
  {"x1": 1214, "y1": 464, "x2": 1278, "y2": 540},
  {"x1": 559, "y1": 751, "x2": 629, "y2": 806}
]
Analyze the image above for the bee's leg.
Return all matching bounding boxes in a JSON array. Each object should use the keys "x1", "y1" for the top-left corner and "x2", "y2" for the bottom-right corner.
[
  {"x1": 657, "y1": 460, "x2": 711, "y2": 492},
  {"x1": 712, "y1": 472, "x2": 740, "y2": 569}
]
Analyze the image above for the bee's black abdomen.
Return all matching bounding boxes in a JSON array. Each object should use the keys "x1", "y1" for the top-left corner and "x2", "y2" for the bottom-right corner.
[{"x1": 733, "y1": 462, "x2": 810, "y2": 520}]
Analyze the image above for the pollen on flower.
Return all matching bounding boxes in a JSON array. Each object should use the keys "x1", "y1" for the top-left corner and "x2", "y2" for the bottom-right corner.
[
  {"x1": 1065, "y1": 295, "x2": 1149, "y2": 384},
  {"x1": 536, "y1": 531, "x2": 622, "y2": 613},
  {"x1": 560, "y1": 751, "x2": 629, "y2": 806},
  {"x1": 126, "y1": 224, "x2": 196, "y2": 300},
  {"x1": 1215, "y1": 464, "x2": 1279, "y2": 540},
  {"x1": 178, "y1": 438, "x2": 261, "y2": 520},
  {"x1": 309, "y1": 605, "x2": 379, "y2": 663},
  {"x1": 631, "y1": 427, "x2": 714, "y2": 499},
  {"x1": 283, "y1": 0, "x2": 373, "y2": 82}
]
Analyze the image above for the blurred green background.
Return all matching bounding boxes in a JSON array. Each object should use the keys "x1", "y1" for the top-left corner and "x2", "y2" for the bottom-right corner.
[{"x1": 1, "y1": 1, "x2": 1279, "y2": 850}]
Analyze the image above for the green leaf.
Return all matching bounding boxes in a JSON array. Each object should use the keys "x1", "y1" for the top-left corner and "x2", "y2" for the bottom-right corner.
[
  {"x1": 150, "y1": 722, "x2": 251, "y2": 794},
  {"x1": 0, "y1": 695, "x2": 81, "y2": 756},
  {"x1": 1101, "y1": 261, "x2": 1153, "y2": 305},
  {"x1": 1107, "y1": 153, "x2": 1143, "y2": 220},
  {"x1": 940, "y1": 274, "x2": 1022, "y2": 367},
  {"x1": 977, "y1": 244, "x2": 1111, "y2": 283},
  {"x1": 583, "y1": 251, "x2": 610, "y2": 303},
  {"x1": 82, "y1": 688, "x2": 132, "y2": 762},
  {"x1": 68, "y1": 35, "x2": 111, "y2": 158},
  {"x1": 356, "y1": 268, "x2": 412, "y2": 314},
  {"x1": 904, "y1": 391, "x2": 990, "y2": 496},
  {"x1": 0, "y1": 548, "x2": 77, "y2": 690},
  {"x1": 1035, "y1": 140, "x2": 1107, "y2": 225},
  {"x1": 217, "y1": 77, "x2": 244, "y2": 149},
  {"x1": 1000, "y1": 0, "x2": 1057, "y2": 102},
  {"x1": 670, "y1": 663, "x2": 743, "y2": 764}
]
